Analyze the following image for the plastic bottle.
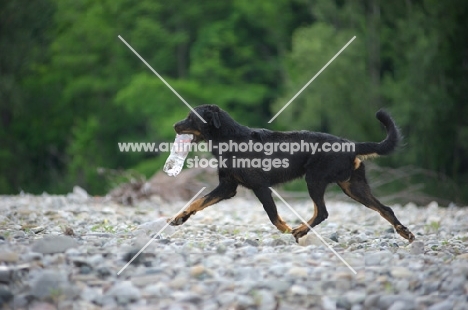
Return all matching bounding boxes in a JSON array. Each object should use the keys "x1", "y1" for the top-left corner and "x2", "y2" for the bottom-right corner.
[{"x1": 163, "y1": 134, "x2": 193, "y2": 176}]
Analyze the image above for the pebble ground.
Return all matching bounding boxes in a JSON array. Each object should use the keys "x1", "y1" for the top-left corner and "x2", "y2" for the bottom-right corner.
[{"x1": 1, "y1": 187, "x2": 467, "y2": 309}]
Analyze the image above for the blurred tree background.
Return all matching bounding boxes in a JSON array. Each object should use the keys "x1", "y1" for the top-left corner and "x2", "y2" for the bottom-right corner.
[{"x1": 1, "y1": 0, "x2": 467, "y2": 203}]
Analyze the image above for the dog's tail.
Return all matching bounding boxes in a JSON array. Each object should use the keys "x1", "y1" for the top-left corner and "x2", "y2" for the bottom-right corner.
[{"x1": 355, "y1": 110, "x2": 401, "y2": 159}]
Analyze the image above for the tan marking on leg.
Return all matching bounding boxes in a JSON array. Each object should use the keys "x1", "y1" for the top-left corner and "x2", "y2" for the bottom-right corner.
[
  {"x1": 170, "y1": 196, "x2": 221, "y2": 225},
  {"x1": 186, "y1": 196, "x2": 221, "y2": 214},
  {"x1": 186, "y1": 198, "x2": 205, "y2": 213},
  {"x1": 353, "y1": 158, "x2": 361, "y2": 170},
  {"x1": 292, "y1": 203, "x2": 318, "y2": 241},
  {"x1": 273, "y1": 215, "x2": 292, "y2": 233}
]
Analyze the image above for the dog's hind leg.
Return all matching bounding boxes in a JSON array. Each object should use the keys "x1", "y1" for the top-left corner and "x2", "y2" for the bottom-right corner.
[
  {"x1": 253, "y1": 187, "x2": 292, "y2": 233},
  {"x1": 169, "y1": 181, "x2": 238, "y2": 226},
  {"x1": 291, "y1": 180, "x2": 329, "y2": 242},
  {"x1": 337, "y1": 163, "x2": 415, "y2": 243}
]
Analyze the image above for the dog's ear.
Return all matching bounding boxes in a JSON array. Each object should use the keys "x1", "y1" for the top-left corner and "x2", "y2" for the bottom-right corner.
[
  {"x1": 205, "y1": 110, "x2": 221, "y2": 128},
  {"x1": 211, "y1": 112, "x2": 221, "y2": 128}
]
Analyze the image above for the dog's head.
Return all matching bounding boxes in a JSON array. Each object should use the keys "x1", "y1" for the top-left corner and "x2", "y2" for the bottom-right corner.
[{"x1": 174, "y1": 105, "x2": 224, "y2": 142}]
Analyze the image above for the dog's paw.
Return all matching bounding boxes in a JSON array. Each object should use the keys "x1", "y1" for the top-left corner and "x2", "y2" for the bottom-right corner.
[
  {"x1": 396, "y1": 225, "x2": 415, "y2": 243},
  {"x1": 168, "y1": 218, "x2": 183, "y2": 226},
  {"x1": 282, "y1": 227, "x2": 292, "y2": 234},
  {"x1": 168, "y1": 211, "x2": 191, "y2": 226},
  {"x1": 275, "y1": 220, "x2": 292, "y2": 234},
  {"x1": 292, "y1": 225, "x2": 309, "y2": 242}
]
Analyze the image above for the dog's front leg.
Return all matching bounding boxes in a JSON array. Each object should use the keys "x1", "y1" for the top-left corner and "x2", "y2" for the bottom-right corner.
[
  {"x1": 169, "y1": 181, "x2": 238, "y2": 226},
  {"x1": 253, "y1": 187, "x2": 292, "y2": 233}
]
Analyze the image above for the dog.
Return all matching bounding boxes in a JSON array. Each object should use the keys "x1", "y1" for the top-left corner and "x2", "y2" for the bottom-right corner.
[{"x1": 169, "y1": 104, "x2": 415, "y2": 243}]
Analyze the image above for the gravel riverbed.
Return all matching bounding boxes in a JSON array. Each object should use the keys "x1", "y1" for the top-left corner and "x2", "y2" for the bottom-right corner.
[{"x1": 1, "y1": 188, "x2": 467, "y2": 310}]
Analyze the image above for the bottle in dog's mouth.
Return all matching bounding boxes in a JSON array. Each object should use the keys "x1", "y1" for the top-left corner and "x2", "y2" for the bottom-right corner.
[{"x1": 163, "y1": 134, "x2": 193, "y2": 176}]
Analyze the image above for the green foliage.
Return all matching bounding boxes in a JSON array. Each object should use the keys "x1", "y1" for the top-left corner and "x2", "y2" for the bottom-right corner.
[
  {"x1": 272, "y1": 23, "x2": 375, "y2": 140},
  {"x1": 67, "y1": 116, "x2": 103, "y2": 191},
  {"x1": 132, "y1": 157, "x2": 168, "y2": 179}
]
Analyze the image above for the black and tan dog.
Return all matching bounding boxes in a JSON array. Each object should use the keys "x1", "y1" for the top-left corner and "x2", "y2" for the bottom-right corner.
[{"x1": 169, "y1": 104, "x2": 415, "y2": 243}]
